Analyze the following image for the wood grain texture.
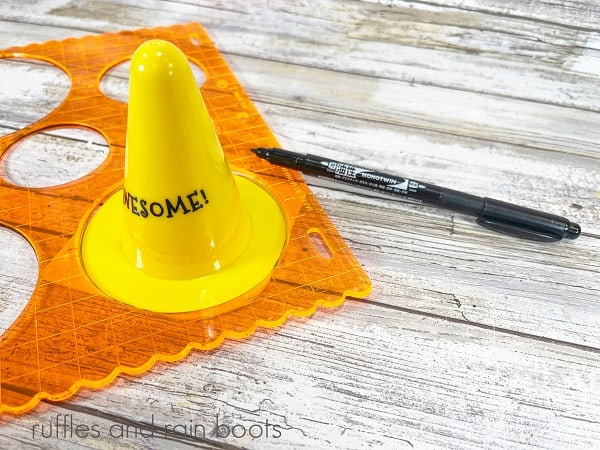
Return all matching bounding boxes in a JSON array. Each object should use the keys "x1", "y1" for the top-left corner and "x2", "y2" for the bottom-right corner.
[{"x1": 0, "y1": 0, "x2": 599, "y2": 448}]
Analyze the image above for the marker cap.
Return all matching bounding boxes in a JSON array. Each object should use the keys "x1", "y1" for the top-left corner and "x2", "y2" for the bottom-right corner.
[{"x1": 81, "y1": 40, "x2": 287, "y2": 313}]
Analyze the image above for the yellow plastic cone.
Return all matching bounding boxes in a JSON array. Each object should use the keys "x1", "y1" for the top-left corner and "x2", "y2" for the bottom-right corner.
[{"x1": 81, "y1": 40, "x2": 287, "y2": 313}]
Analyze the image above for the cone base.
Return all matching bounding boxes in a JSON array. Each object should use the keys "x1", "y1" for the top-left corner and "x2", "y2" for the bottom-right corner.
[{"x1": 80, "y1": 174, "x2": 287, "y2": 314}]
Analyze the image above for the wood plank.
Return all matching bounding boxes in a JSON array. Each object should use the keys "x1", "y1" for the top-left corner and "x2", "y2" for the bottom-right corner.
[
  {"x1": 5, "y1": 0, "x2": 600, "y2": 113},
  {"x1": 4, "y1": 3, "x2": 600, "y2": 158},
  {"x1": 409, "y1": 0, "x2": 600, "y2": 30},
  {"x1": 229, "y1": 54, "x2": 600, "y2": 158}
]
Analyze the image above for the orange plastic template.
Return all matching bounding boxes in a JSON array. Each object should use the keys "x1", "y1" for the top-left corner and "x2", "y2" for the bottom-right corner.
[{"x1": 0, "y1": 23, "x2": 372, "y2": 414}]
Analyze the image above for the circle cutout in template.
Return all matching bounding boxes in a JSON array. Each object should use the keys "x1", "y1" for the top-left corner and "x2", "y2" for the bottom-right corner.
[
  {"x1": 0, "y1": 58, "x2": 70, "y2": 137},
  {"x1": 1, "y1": 127, "x2": 109, "y2": 188},
  {"x1": 0, "y1": 227, "x2": 38, "y2": 335}
]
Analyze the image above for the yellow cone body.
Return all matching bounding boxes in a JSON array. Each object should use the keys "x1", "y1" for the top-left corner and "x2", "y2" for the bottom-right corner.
[
  {"x1": 121, "y1": 40, "x2": 250, "y2": 279},
  {"x1": 81, "y1": 40, "x2": 287, "y2": 313}
]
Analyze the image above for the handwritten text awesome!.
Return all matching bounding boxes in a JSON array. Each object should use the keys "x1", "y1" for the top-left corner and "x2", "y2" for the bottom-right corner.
[{"x1": 123, "y1": 188, "x2": 210, "y2": 218}]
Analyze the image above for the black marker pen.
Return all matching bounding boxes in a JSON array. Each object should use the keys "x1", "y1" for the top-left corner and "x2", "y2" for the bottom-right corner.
[{"x1": 251, "y1": 147, "x2": 597, "y2": 242}]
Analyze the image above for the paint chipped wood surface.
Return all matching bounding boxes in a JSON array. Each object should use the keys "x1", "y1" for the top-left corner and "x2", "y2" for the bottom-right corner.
[{"x1": 0, "y1": 1, "x2": 599, "y2": 448}]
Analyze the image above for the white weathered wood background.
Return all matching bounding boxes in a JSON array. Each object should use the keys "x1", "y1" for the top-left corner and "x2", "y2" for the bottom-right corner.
[{"x1": 1, "y1": 1, "x2": 599, "y2": 448}]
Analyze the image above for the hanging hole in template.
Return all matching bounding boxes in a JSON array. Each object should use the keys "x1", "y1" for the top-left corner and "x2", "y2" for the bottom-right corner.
[
  {"x1": 0, "y1": 127, "x2": 109, "y2": 188},
  {"x1": 0, "y1": 58, "x2": 70, "y2": 137},
  {"x1": 99, "y1": 59, "x2": 207, "y2": 103},
  {"x1": 308, "y1": 230, "x2": 334, "y2": 259},
  {"x1": 0, "y1": 226, "x2": 38, "y2": 335}
]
